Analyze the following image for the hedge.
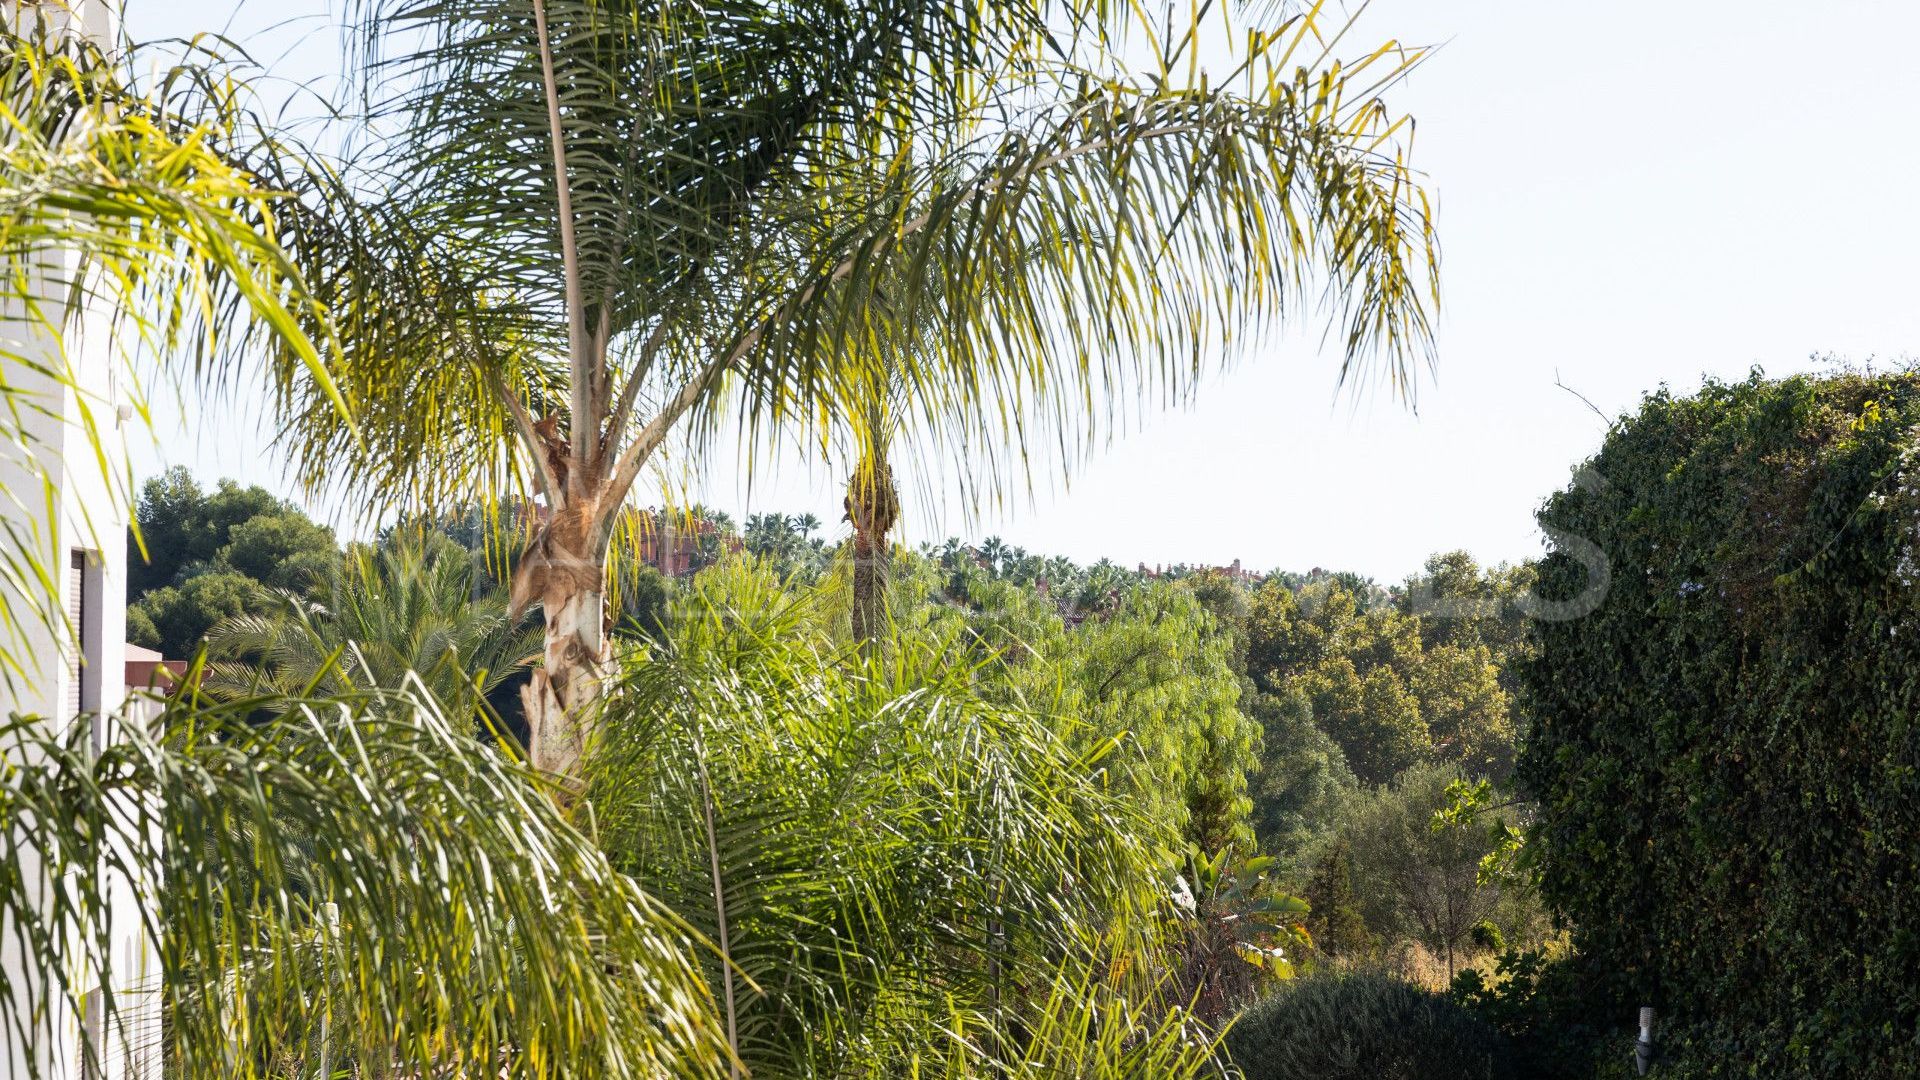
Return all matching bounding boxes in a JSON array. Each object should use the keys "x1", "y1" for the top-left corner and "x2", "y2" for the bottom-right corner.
[{"x1": 1516, "y1": 369, "x2": 1920, "y2": 1075}]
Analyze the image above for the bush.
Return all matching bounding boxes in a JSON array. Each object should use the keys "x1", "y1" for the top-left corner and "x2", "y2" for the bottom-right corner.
[
  {"x1": 1452, "y1": 949, "x2": 1633, "y2": 1079},
  {"x1": 1469, "y1": 920, "x2": 1504, "y2": 954},
  {"x1": 1225, "y1": 972, "x2": 1516, "y2": 1080},
  {"x1": 1519, "y1": 369, "x2": 1920, "y2": 1076}
]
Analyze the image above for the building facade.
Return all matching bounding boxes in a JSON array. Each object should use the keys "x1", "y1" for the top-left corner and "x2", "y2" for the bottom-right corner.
[{"x1": 0, "y1": 4, "x2": 159, "y2": 1078}]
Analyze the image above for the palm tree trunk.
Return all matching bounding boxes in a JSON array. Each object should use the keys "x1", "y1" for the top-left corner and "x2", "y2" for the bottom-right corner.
[
  {"x1": 844, "y1": 455, "x2": 899, "y2": 652},
  {"x1": 850, "y1": 530, "x2": 887, "y2": 648},
  {"x1": 512, "y1": 504, "x2": 610, "y2": 781}
]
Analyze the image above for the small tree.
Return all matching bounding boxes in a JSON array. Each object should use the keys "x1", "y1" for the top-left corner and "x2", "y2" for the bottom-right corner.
[
  {"x1": 1300, "y1": 839, "x2": 1372, "y2": 959},
  {"x1": 1340, "y1": 763, "x2": 1507, "y2": 981}
]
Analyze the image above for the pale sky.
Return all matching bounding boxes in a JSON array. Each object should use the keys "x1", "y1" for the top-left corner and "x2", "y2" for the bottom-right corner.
[{"x1": 124, "y1": 1, "x2": 1920, "y2": 583}]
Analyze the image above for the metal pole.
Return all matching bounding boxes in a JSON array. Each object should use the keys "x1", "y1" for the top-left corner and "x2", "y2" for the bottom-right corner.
[{"x1": 1634, "y1": 1005, "x2": 1655, "y2": 1075}]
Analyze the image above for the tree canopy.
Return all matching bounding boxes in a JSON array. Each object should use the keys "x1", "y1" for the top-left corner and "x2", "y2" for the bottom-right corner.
[{"x1": 125, "y1": 468, "x2": 338, "y2": 658}]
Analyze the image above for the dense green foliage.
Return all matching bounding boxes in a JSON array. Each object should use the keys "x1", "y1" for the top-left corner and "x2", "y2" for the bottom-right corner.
[
  {"x1": 0, "y1": 690, "x2": 726, "y2": 1079},
  {"x1": 129, "y1": 468, "x2": 1542, "y2": 995},
  {"x1": 1224, "y1": 972, "x2": 1516, "y2": 1080},
  {"x1": 1037, "y1": 583, "x2": 1261, "y2": 854},
  {"x1": 1245, "y1": 559, "x2": 1529, "y2": 788},
  {"x1": 2, "y1": 2, "x2": 1459, "y2": 1073},
  {"x1": 587, "y1": 561, "x2": 1218, "y2": 1076},
  {"x1": 127, "y1": 468, "x2": 337, "y2": 657},
  {"x1": 1335, "y1": 764, "x2": 1536, "y2": 980},
  {"x1": 1518, "y1": 369, "x2": 1920, "y2": 1076},
  {"x1": 885, "y1": 540, "x2": 1544, "y2": 979},
  {"x1": 202, "y1": 535, "x2": 538, "y2": 723}
]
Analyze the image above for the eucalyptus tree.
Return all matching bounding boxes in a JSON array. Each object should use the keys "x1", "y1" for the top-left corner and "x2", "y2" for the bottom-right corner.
[{"x1": 268, "y1": 0, "x2": 1439, "y2": 780}]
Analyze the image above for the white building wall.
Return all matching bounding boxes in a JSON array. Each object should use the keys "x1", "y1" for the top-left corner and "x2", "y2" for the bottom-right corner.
[{"x1": 1, "y1": 5, "x2": 159, "y2": 1078}]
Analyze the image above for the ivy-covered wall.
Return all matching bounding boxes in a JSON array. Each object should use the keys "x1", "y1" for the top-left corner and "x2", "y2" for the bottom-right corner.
[{"x1": 1518, "y1": 369, "x2": 1920, "y2": 1075}]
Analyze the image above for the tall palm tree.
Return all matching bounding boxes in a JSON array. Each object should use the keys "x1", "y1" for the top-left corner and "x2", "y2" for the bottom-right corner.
[
  {"x1": 262, "y1": 0, "x2": 1440, "y2": 779},
  {"x1": 0, "y1": 27, "x2": 726, "y2": 1079},
  {"x1": 843, "y1": 362, "x2": 906, "y2": 648}
]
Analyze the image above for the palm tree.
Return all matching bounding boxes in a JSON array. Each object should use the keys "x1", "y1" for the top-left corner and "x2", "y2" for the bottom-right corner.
[
  {"x1": 980, "y1": 537, "x2": 1010, "y2": 577},
  {"x1": 1044, "y1": 555, "x2": 1078, "y2": 589},
  {"x1": 263, "y1": 0, "x2": 1439, "y2": 779},
  {"x1": 1, "y1": 687, "x2": 727, "y2": 1079},
  {"x1": 743, "y1": 513, "x2": 792, "y2": 558},
  {"x1": 587, "y1": 562, "x2": 1205, "y2": 1077},
  {"x1": 0, "y1": 28, "x2": 725, "y2": 1079},
  {"x1": 202, "y1": 535, "x2": 540, "y2": 726},
  {"x1": 843, "y1": 365, "x2": 906, "y2": 648}
]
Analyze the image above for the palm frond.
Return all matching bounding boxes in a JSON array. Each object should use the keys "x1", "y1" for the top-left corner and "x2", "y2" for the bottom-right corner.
[
  {"x1": 0, "y1": 24, "x2": 342, "y2": 689},
  {"x1": 256, "y1": 1, "x2": 1434, "y2": 532},
  {"x1": 202, "y1": 537, "x2": 541, "y2": 722},
  {"x1": 588, "y1": 562, "x2": 1184, "y2": 1078},
  {"x1": 0, "y1": 679, "x2": 729, "y2": 1079}
]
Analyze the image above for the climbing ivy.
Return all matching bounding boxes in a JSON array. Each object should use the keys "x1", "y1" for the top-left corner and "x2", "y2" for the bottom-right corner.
[{"x1": 1518, "y1": 368, "x2": 1920, "y2": 1076}]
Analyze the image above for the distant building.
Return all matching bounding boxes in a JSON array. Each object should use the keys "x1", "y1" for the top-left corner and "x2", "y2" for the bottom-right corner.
[{"x1": 627, "y1": 509, "x2": 743, "y2": 578}]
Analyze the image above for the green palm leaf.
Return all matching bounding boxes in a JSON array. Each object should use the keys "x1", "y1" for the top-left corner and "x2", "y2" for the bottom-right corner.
[
  {"x1": 0, "y1": 680, "x2": 729, "y2": 1078},
  {"x1": 0, "y1": 23, "x2": 343, "y2": 688},
  {"x1": 202, "y1": 535, "x2": 541, "y2": 723},
  {"x1": 244, "y1": 0, "x2": 1440, "y2": 775},
  {"x1": 588, "y1": 561, "x2": 1191, "y2": 1078}
]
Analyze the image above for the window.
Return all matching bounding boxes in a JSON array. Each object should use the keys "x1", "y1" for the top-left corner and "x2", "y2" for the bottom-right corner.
[
  {"x1": 66, "y1": 549, "x2": 86, "y2": 721},
  {"x1": 66, "y1": 549, "x2": 102, "y2": 749}
]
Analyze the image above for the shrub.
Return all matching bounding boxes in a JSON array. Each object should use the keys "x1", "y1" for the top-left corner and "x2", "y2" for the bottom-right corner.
[
  {"x1": 1469, "y1": 920, "x2": 1504, "y2": 954},
  {"x1": 1225, "y1": 972, "x2": 1516, "y2": 1080},
  {"x1": 1519, "y1": 369, "x2": 1920, "y2": 1076}
]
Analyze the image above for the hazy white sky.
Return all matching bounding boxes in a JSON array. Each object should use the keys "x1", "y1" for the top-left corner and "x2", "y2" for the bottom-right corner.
[{"x1": 124, "y1": 1, "x2": 1920, "y2": 583}]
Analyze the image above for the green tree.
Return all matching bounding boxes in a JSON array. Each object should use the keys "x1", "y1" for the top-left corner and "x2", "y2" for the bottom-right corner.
[
  {"x1": 1338, "y1": 763, "x2": 1511, "y2": 981},
  {"x1": 126, "y1": 468, "x2": 332, "y2": 595},
  {"x1": 1247, "y1": 687, "x2": 1356, "y2": 854},
  {"x1": 203, "y1": 536, "x2": 539, "y2": 725},
  {"x1": 218, "y1": 511, "x2": 337, "y2": 590},
  {"x1": 1399, "y1": 550, "x2": 1536, "y2": 661},
  {"x1": 1518, "y1": 370, "x2": 1920, "y2": 1075},
  {"x1": 1409, "y1": 642, "x2": 1514, "y2": 779},
  {"x1": 127, "y1": 570, "x2": 259, "y2": 659},
  {"x1": 124, "y1": 472, "x2": 340, "y2": 659},
  {"x1": 1299, "y1": 839, "x2": 1373, "y2": 959},
  {"x1": 264, "y1": 0, "x2": 1439, "y2": 779},
  {"x1": 1294, "y1": 656, "x2": 1429, "y2": 786},
  {"x1": 1, "y1": 690, "x2": 727, "y2": 1080},
  {"x1": 1248, "y1": 572, "x2": 1521, "y2": 786},
  {"x1": 1053, "y1": 582, "x2": 1260, "y2": 853}
]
